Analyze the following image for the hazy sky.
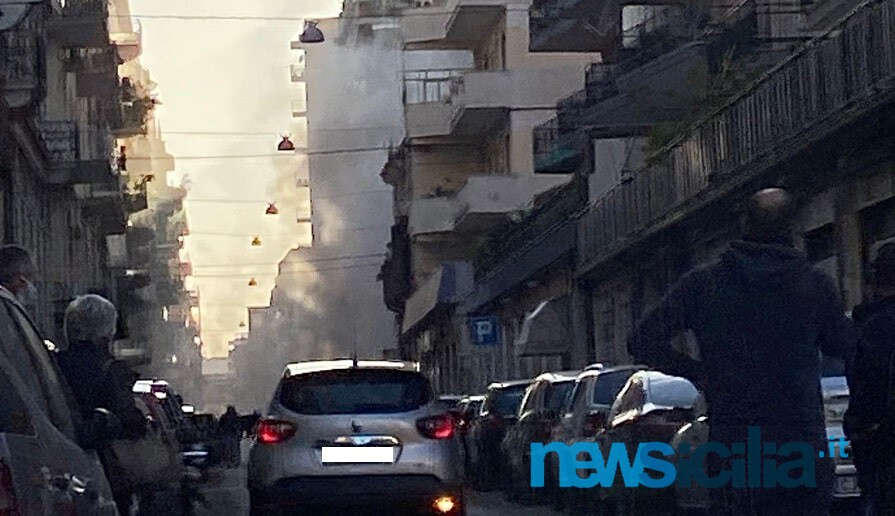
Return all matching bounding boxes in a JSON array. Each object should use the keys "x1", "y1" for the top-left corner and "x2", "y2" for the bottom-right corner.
[{"x1": 131, "y1": 0, "x2": 341, "y2": 356}]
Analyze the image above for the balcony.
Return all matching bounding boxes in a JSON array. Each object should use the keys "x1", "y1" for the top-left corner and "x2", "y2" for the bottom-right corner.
[
  {"x1": 125, "y1": 185, "x2": 148, "y2": 214},
  {"x1": 577, "y1": 0, "x2": 895, "y2": 274},
  {"x1": 292, "y1": 99, "x2": 306, "y2": 117},
  {"x1": 38, "y1": 120, "x2": 116, "y2": 185},
  {"x1": 405, "y1": 66, "x2": 586, "y2": 139},
  {"x1": 1, "y1": 7, "x2": 45, "y2": 108},
  {"x1": 112, "y1": 94, "x2": 154, "y2": 138},
  {"x1": 72, "y1": 47, "x2": 118, "y2": 98},
  {"x1": 47, "y1": 0, "x2": 110, "y2": 48},
  {"x1": 408, "y1": 175, "x2": 568, "y2": 236},
  {"x1": 76, "y1": 179, "x2": 127, "y2": 234},
  {"x1": 290, "y1": 63, "x2": 305, "y2": 82},
  {"x1": 402, "y1": 0, "x2": 520, "y2": 49}
]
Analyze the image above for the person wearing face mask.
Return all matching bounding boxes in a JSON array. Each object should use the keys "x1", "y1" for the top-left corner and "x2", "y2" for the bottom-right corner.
[{"x1": 0, "y1": 244, "x2": 39, "y2": 310}]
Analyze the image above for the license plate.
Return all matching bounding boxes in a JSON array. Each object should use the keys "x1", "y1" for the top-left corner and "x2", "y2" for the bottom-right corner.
[
  {"x1": 321, "y1": 446, "x2": 395, "y2": 464},
  {"x1": 835, "y1": 476, "x2": 859, "y2": 494}
]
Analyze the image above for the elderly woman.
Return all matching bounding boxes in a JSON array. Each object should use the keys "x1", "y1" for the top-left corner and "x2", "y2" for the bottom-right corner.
[
  {"x1": 57, "y1": 294, "x2": 145, "y2": 437},
  {"x1": 57, "y1": 294, "x2": 146, "y2": 513}
]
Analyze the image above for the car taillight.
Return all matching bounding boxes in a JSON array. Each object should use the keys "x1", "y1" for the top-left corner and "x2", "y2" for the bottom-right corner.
[
  {"x1": 257, "y1": 419, "x2": 296, "y2": 444},
  {"x1": 0, "y1": 461, "x2": 19, "y2": 516},
  {"x1": 417, "y1": 414, "x2": 454, "y2": 439}
]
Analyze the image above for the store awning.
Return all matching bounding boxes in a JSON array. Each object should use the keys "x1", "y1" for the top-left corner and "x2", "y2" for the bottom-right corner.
[
  {"x1": 401, "y1": 262, "x2": 473, "y2": 334},
  {"x1": 515, "y1": 297, "x2": 572, "y2": 357}
]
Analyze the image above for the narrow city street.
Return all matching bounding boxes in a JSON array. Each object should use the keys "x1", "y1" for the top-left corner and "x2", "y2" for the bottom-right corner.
[{"x1": 194, "y1": 442, "x2": 565, "y2": 516}]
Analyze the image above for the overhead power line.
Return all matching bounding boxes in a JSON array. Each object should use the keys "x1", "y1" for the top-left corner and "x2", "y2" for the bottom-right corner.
[
  {"x1": 126, "y1": 145, "x2": 396, "y2": 159},
  {"x1": 184, "y1": 189, "x2": 391, "y2": 203},
  {"x1": 190, "y1": 252, "x2": 388, "y2": 267},
  {"x1": 189, "y1": 261, "x2": 382, "y2": 276}
]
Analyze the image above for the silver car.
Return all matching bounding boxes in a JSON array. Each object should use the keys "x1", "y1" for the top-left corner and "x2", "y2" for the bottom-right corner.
[{"x1": 247, "y1": 360, "x2": 465, "y2": 515}]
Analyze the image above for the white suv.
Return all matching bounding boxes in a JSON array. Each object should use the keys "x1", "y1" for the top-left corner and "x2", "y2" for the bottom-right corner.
[{"x1": 247, "y1": 360, "x2": 465, "y2": 515}]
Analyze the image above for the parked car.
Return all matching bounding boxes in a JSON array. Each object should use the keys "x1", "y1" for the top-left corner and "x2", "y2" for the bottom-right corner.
[
  {"x1": 548, "y1": 364, "x2": 647, "y2": 511},
  {"x1": 466, "y1": 379, "x2": 531, "y2": 491},
  {"x1": 595, "y1": 371, "x2": 702, "y2": 515},
  {"x1": 0, "y1": 288, "x2": 119, "y2": 515},
  {"x1": 455, "y1": 395, "x2": 485, "y2": 476},
  {"x1": 502, "y1": 370, "x2": 579, "y2": 503},
  {"x1": 247, "y1": 359, "x2": 465, "y2": 515}
]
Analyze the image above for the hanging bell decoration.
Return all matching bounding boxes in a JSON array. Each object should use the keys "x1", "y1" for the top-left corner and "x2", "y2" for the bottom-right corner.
[
  {"x1": 251, "y1": 236, "x2": 262, "y2": 247},
  {"x1": 277, "y1": 136, "x2": 295, "y2": 151},
  {"x1": 299, "y1": 21, "x2": 325, "y2": 43},
  {"x1": 248, "y1": 278, "x2": 258, "y2": 287},
  {"x1": 266, "y1": 202, "x2": 279, "y2": 215}
]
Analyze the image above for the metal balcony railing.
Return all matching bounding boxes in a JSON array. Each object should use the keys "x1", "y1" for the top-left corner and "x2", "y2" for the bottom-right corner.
[
  {"x1": 403, "y1": 68, "x2": 469, "y2": 104},
  {"x1": 578, "y1": 0, "x2": 895, "y2": 270}
]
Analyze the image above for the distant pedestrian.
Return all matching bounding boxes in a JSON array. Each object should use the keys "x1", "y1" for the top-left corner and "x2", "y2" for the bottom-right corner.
[
  {"x1": 845, "y1": 243, "x2": 895, "y2": 515},
  {"x1": 628, "y1": 187, "x2": 855, "y2": 515},
  {"x1": 219, "y1": 405, "x2": 241, "y2": 467},
  {"x1": 0, "y1": 244, "x2": 38, "y2": 311}
]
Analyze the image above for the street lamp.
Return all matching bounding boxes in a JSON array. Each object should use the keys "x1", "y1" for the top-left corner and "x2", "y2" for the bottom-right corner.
[
  {"x1": 299, "y1": 21, "x2": 325, "y2": 43},
  {"x1": 277, "y1": 136, "x2": 295, "y2": 151},
  {"x1": 248, "y1": 277, "x2": 258, "y2": 286},
  {"x1": 251, "y1": 236, "x2": 262, "y2": 247}
]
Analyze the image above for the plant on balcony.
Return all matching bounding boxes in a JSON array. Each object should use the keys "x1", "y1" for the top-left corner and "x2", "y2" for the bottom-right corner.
[{"x1": 645, "y1": 46, "x2": 761, "y2": 160}]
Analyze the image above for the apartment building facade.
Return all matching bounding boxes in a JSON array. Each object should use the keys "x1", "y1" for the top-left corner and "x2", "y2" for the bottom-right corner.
[
  {"x1": 0, "y1": 0, "x2": 188, "y2": 374},
  {"x1": 380, "y1": 0, "x2": 895, "y2": 393}
]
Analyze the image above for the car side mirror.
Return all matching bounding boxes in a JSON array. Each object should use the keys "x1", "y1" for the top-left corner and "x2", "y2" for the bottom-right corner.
[{"x1": 83, "y1": 408, "x2": 122, "y2": 448}]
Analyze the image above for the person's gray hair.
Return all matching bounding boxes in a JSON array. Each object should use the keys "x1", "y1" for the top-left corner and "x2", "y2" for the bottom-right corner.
[{"x1": 64, "y1": 294, "x2": 118, "y2": 345}]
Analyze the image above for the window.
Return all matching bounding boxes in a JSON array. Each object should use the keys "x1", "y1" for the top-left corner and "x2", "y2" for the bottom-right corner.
[
  {"x1": 1, "y1": 301, "x2": 77, "y2": 439},
  {"x1": 279, "y1": 369, "x2": 433, "y2": 415},
  {"x1": 519, "y1": 382, "x2": 542, "y2": 414}
]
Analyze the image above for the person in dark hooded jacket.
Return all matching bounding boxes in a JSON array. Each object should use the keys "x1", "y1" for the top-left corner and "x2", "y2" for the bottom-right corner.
[
  {"x1": 845, "y1": 243, "x2": 895, "y2": 515},
  {"x1": 628, "y1": 188, "x2": 855, "y2": 515}
]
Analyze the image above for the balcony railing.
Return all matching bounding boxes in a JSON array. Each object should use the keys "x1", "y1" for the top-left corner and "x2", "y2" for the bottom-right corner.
[
  {"x1": 403, "y1": 68, "x2": 468, "y2": 104},
  {"x1": 578, "y1": 0, "x2": 895, "y2": 271}
]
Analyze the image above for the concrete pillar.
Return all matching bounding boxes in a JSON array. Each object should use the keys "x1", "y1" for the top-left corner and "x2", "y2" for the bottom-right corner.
[{"x1": 834, "y1": 181, "x2": 864, "y2": 310}]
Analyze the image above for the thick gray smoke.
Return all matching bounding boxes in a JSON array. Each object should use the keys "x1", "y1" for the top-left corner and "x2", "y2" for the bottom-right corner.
[{"x1": 231, "y1": 17, "x2": 406, "y2": 412}]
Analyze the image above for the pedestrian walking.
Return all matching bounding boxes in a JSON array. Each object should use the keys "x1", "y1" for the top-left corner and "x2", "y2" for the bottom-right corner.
[
  {"x1": 219, "y1": 405, "x2": 241, "y2": 467},
  {"x1": 845, "y1": 243, "x2": 895, "y2": 515},
  {"x1": 628, "y1": 187, "x2": 855, "y2": 515}
]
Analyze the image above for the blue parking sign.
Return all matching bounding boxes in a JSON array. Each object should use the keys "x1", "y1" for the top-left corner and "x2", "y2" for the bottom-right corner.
[{"x1": 468, "y1": 316, "x2": 499, "y2": 345}]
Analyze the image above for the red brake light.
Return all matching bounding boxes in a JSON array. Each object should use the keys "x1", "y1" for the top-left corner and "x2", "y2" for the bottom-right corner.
[
  {"x1": 0, "y1": 461, "x2": 19, "y2": 516},
  {"x1": 417, "y1": 414, "x2": 454, "y2": 439},
  {"x1": 257, "y1": 419, "x2": 296, "y2": 444}
]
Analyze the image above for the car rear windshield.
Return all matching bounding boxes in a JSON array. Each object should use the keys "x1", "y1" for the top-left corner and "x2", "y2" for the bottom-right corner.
[
  {"x1": 279, "y1": 369, "x2": 433, "y2": 415},
  {"x1": 484, "y1": 385, "x2": 527, "y2": 416},
  {"x1": 592, "y1": 370, "x2": 638, "y2": 405},
  {"x1": 647, "y1": 378, "x2": 699, "y2": 408}
]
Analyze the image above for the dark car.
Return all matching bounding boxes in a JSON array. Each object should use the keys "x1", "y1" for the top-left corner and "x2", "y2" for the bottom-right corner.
[
  {"x1": 501, "y1": 370, "x2": 579, "y2": 503},
  {"x1": 466, "y1": 379, "x2": 531, "y2": 490}
]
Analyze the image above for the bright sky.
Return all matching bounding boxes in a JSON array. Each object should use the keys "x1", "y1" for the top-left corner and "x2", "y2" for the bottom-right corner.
[{"x1": 131, "y1": 0, "x2": 341, "y2": 357}]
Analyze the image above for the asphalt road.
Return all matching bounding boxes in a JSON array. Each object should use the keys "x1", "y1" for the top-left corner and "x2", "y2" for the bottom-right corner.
[{"x1": 193, "y1": 441, "x2": 564, "y2": 516}]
